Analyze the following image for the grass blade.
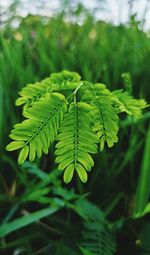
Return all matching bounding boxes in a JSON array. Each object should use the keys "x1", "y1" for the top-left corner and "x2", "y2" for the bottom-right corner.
[
  {"x1": 0, "y1": 206, "x2": 60, "y2": 237},
  {"x1": 134, "y1": 125, "x2": 150, "y2": 216}
]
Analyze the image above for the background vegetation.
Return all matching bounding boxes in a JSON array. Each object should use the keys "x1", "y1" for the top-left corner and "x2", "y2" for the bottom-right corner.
[{"x1": 0, "y1": 1, "x2": 150, "y2": 254}]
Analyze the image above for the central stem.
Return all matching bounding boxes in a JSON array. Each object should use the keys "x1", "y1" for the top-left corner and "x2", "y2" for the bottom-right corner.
[{"x1": 74, "y1": 99, "x2": 78, "y2": 168}]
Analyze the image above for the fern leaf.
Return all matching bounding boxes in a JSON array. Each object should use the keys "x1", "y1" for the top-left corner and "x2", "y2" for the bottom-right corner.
[
  {"x1": 55, "y1": 102, "x2": 98, "y2": 183},
  {"x1": 15, "y1": 78, "x2": 52, "y2": 110},
  {"x1": 77, "y1": 199, "x2": 116, "y2": 255},
  {"x1": 81, "y1": 82, "x2": 114, "y2": 102},
  {"x1": 16, "y1": 71, "x2": 81, "y2": 112},
  {"x1": 50, "y1": 70, "x2": 81, "y2": 90},
  {"x1": 92, "y1": 101, "x2": 119, "y2": 151},
  {"x1": 81, "y1": 221, "x2": 116, "y2": 255},
  {"x1": 6, "y1": 141, "x2": 25, "y2": 151},
  {"x1": 6, "y1": 93, "x2": 67, "y2": 164},
  {"x1": 82, "y1": 83, "x2": 119, "y2": 150},
  {"x1": 6, "y1": 71, "x2": 148, "y2": 184},
  {"x1": 113, "y1": 90, "x2": 148, "y2": 118}
]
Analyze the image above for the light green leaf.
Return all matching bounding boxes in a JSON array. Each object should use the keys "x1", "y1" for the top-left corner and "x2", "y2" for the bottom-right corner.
[
  {"x1": 6, "y1": 141, "x2": 25, "y2": 151},
  {"x1": 29, "y1": 141, "x2": 36, "y2": 162},
  {"x1": 76, "y1": 164, "x2": 88, "y2": 183},
  {"x1": 63, "y1": 164, "x2": 74, "y2": 183},
  {"x1": 18, "y1": 145, "x2": 29, "y2": 165},
  {"x1": 55, "y1": 102, "x2": 97, "y2": 183}
]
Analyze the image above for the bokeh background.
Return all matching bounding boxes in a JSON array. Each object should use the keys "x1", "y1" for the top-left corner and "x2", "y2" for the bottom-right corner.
[{"x1": 0, "y1": 1, "x2": 150, "y2": 254}]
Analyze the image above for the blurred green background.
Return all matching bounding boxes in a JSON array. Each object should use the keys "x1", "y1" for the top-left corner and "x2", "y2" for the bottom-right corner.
[{"x1": 0, "y1": 0, "x2": 150, "y2": 254}]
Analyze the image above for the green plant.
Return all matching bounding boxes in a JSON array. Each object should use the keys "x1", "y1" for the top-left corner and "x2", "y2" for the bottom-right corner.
[
  {"x1": 6, "y1": 70, "x2": 147, "y2": 184},
  {"x1": 134, "y1": 125, "x2": 150, "y2": 217},
  {"x1": 77, "y1": 199, "x2": 116, "y2": 255},
  {"x1": 1, "y1": 6, "x2": 150, "y2": 254}
]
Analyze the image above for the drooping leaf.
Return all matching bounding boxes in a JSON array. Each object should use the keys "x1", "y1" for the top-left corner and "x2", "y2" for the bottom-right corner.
[
  {"x1": 82, "y1": 83, "x2": 119, "y2": 150},
  {"x1": 55, "y1": 102, "x2": 98, "y2": 183}
]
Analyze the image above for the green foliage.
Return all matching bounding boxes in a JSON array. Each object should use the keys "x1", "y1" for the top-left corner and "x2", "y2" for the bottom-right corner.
[
  {"x1": 15, "y1": 71, "x2": 81, "y2": 113},
  {"x1": 134, "y1": 126, "x2": 150, "y2": 217},
  {"x1": 1, "y1": 8, "x2": 150, "y2": 254},
  {"x1": 0, "y1": 159, "x2": 117, "y2": 254},
  {"x1": 0, "y1": 206, "x2": 61, "y2": 238},
  {"x1": 6, "y1": 70, "x2": 147, "y2": 183},
  {"x1": 15, "y1": 78, "x2": 52, "y2": 110},
  {"x1": 77, "y1": 199, "x2": 116, "y2": 255},
  {"x1": 50, "y1": 70, "x2": 81, "y2": 90},
  {"x1": 7, "y1": 92, "x2": 67, "y2": 164},
  {"x1": 56, "y1": 102, "x2": 98, "y2": 183},
  {"x1": 81, "y1": 82, "x2": 119, "y2": 150},
  {"x1": 80, "y1": 221, "x2": 116, "y2": 255},
  {"x1": 113, "y1": 90, "x2": 148, "y2": 118},
  {"x1": 121, "y1": 72, "x2": 132, "y2": 93}
]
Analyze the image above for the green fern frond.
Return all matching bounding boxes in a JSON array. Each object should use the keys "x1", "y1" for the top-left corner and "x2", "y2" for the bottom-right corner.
[
  {"x1": 82, "y1": 83, "x2": 119, "y2": 151},
  {"x1": 6, "y1": 71, "x2": 148, "y2": 183},
  {"x1": 81, "y1": 221, "x2": 116, "y2": 255},
  {"x1": 15, "y1": 71, "x2": 81, "y2": 112},
  {"x1": 55, "y1": 101, "x2": 98, "y2": 183},
  {"x1": 15, "y1": 78, "x2": 52, "y2": 110},
  {"x1": 81, "y1": 82, "x2": 114, "y2": 102},
  {"x1": 92, "y1": 100, "x2": 119, "y2": 151},
  {"x1": 78, "y1": 199, "x2": 116, "y2": 255},
  {"x1": 113, "y1": 90, "x2": 148, "y2": 118},
  {"x1": 50, "y1": 70, "x2": 81, "y2": 90},
  {"x1": 6, "y1": 93, "x2": 67, "y2": 164}
]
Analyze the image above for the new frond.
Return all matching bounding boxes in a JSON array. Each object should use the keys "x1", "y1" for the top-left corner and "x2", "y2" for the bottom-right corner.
[
  {"x1": 7, "y1": 93, "x2": 67, "y2": 164},
  {"x1": 55, "y1": 102, "x2": 98, "y2": 183}
]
